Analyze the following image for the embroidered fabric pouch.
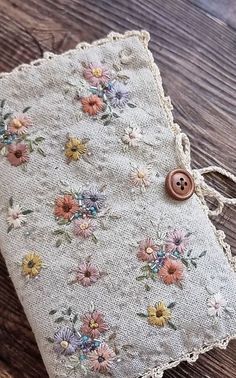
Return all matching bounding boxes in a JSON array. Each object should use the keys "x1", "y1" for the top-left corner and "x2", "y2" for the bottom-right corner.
[{"x1": 0, "y1": 30, "x2": 236, "y2": 378}]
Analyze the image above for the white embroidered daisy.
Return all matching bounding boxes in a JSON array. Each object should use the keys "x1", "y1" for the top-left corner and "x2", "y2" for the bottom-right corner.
[
  {"x1": 207, "y1": 292, "x2": 227, "y2": 318},
  {"x1": 130, "y1": 166, "x2": 151, "y2": 189},
  {"x1": 121, "y1": 127, "x2": 142, "y2": 147},
  {"x1": 7, "y1": 204, "x2": 26, "y2": 229}
]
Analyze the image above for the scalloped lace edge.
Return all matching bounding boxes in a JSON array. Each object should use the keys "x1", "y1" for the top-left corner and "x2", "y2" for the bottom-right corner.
[{"x1": 1, "y1": 29, "x2": 235, "y2": 378}]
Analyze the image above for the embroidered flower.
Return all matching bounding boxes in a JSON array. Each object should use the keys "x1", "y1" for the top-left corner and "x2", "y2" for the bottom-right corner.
[
  {"x1": 81, "y1": 95, "x2": 104, "y2": 116},
  {"x1": 158, "y1": 259, "x2": 184, "y2": 285},
  {"x1": 54, "y1": 195, "x2": 80, "y2": 220},
  {"x1": 165, "y1": 229, "x2": 189, "y2": 254},
  {"x1": 21, "y1": 252, "x2": 42, "y2": 278},
  {"x1": 207, "y1": 293, "x2": 227, "y2": 318},
  {"x1": 121, "y1": 126, "x2": 142, "y2": 147},
  {"x1": 83, "y1": 63, "x2": 110, "y2": 86},
  {"x1": 7, "y1": 142, "x2": 29, "y2": 166},
  {"x1": 75, "y1": 262, "x2": 100, "y2": 287},
  {"x1": 80, "y1": 310, "x2": 109, "y2": 339},
  {"x1": 8, "y1": 115, "x2": 32, "y2": 135},
  {"x1": 130, "y1": 166, "x2": 151, "y2": 189},
  {"x1": 107, "y1": 82, "x2": 129, "y2": 108},
  {"x1": 74, "y1": 218, "x2": 97, "y2": 238},
  {"x1": 7, "y1": 204, "x2": 26, "y2": 229},
  {"x1": 82, "y1": 187, "x2": 106, "y2": 211},
  {"x1": 137, "y1": 238, "x2": 158, "y2": 262},
  {"x1": 65, "y1": 137, "x2": 88, "y2": 161},
  {"x1": 54, "y1": 327, "x2": 80, "y2": 356},
  {"x1": 89, "y1": 343, "x2": 115, "y2": 373},
  {"x1": 147, "y1": 302, "x2": 171, "y2": 327}
]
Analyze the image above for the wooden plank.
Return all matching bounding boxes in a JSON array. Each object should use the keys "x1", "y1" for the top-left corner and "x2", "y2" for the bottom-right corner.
[
  {"x1": 0, "y1": 0, "x2": 235, "y2": 377},
  {"x1": 190, "y1": 0, "x2": 236, "y2": 29}
]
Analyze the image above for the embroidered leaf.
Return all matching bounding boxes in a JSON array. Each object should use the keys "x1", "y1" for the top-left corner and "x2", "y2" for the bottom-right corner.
[
  {"x1": 101, "y1": 113, "x2": 109, "y2": 120},
  {"x1": 145, "y1": 283, "x2": 151, "y2": 291},
  {"x1": 199, "y1": 250, "x2": 207, "y2": 258},
  {"x1": 92, "y1": 234, "x2": 98, "y2": 244},
  {"x1": 7, "y1": 224, "x2": 14, "y2": 233},
  {"x1": 49, "y1": 309, "x2": 57, "y2": 315},
  {"x1": 72, "y1": 314, "x2": 78, "y2": 324},
  {"x1": 113, "y1": 112, "x2": 119, "y2": 118},
  {"x1": 167, "y1": 302, "x2": 176, "y2": 309},
  {"x1": 67, "y1": 307, "x2": 72, "y2": 315},
  {"x1": 65, "y1": 232, "x2": 72, "y2": 243},
  {"x1": 1, "y1": 99, "x2": 6, "y2": 108},
  {"x1": 191, "y1": 259, "x2": 197, "y2": 268},
  {"x1": 58, "y1": 219, "x2": 69, "y2": 225},
  {"x1": 22, "y1": 209, "x2": 33, "y2": 215},
  {"x1": 103, "y1": 119, "x2": 111, "y2": 126},
  {"x1": 9, "y1": 196, "x2": 13, "y2": 208},
  {"x1": 127, "y1": 103, "x2": 136, "y2": 108},
  {"x1": 37, "y1": 147, "x2": 46, "y2": 157},
  {"x1": 185, "y1": 232, "x2": 192, "y2": 238},
  {"x1": 3, "y1": 112, "x2": 13, "y2": 120},
  {"x1": 136, "y1": 275, "x2": 147, "y2": 281},
  {"x1": 55, "y1": 317, "x2": 64, "y2": 323},
  {"x1": 187, "y1": 249, "x2": 192, "y2": 257},
  {"x1": 53, "y1": 229, "x2": 65, "y2": 235},
  {"x1": 137, "y1": 313, "x2": 148, "y2": 318},
  {"x1": 181, "y1": 258, "x2": 189, "y2": 268},
  {"x1": 46, "y1": 337, "x2": 54, "y2": 343},
  {"x1": 0, "y1": 146, "x2": 7, "y2": 156},
  {"x1": 168, "y1": 321, "x2": 177, "y2": 330},
  {"x1": 34, "y1": 136, "x2": 45, "y2": 143},
  {"x1": 56, "y1": 239, "x2": 62, "y2": 248},
  {"x1": 22, "y1": 106, "x2": 31, "y2": 113}
]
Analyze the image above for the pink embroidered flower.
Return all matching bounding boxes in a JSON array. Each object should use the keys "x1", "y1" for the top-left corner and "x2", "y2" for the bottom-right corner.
[
  {"x1": 7, "y1": 143, "x2": 29, "y2": 166},
  {"x1": 7, "y1": 205, "x2": 26, "y2": 229},
  {"x1": 73, "y1": 218, "x2": 96, "y2": 238},
  {"x1": 8, "y1": 115, "x2": 32, "y2": 135},
  {"x1": 83, "y1": 63, "x2": 110, "y2": 86},
  {"x1": 158, "y1": 258, "x2": 184, "y2": 285},
  {"x1": 137, "y1": 238, "x2": 158, "y2": 262},
  {"x1": 165, "y1": 229, "x2": 189, "y2": 254},
  {"x1": 130, "y1": 166, "x2": 151, "y2": 189},
  {"x1": 75, "y1": 262, "x2": 100, "y2": 287},
  {"x1": 121, "y1": 127, "x2": 142, "y2": 147},
  {"x1": 89, "y1": 343, "x2": 115, "y2": 373},
  {"x1": 80, "y1": 310, "x2": 109, "y2": 339}
]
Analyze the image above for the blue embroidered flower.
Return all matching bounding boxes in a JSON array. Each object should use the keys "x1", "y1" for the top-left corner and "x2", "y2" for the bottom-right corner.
[
  {"x1": 107, "y1": 82, "x2": 130, "y2": 108},
  {"x1": 54, "y1": 327, "x2": 81, "y2": 356}
]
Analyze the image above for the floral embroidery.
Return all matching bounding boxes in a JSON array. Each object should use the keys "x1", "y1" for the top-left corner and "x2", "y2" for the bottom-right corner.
[
  {"x1": 121, "y1": 126, "x2": 142, "y2": 148},
  {"x1": 81, "y1": 95, "x2": 104, "y2": 116},
  {"x1": 136, "y1": 229, "x2": 207, "y2": 288},
  {"x1": 48, "y1": 305, "x2": 116, "y2": 375},
  {"x1": 89, "y1": 343, "x2": 116, "y2": 374},
  {"x1": 130, "y1": 165, "x2": 152, "y2": 190},
  {"x1": 53, "y1": 185, "x2": 106, "y2": 245},
  {"x1": 21, "y1": 252, "x2": 44, "y2": 279},
  {"x1": 0, "y1": 100, "x2": 45, "y2": 167},
  {"x1": 78, "y1": 61, "x2": 135, "y2": 125},
  {"x1": 83, "y1": 63, "x2": 110, "y2": 86},
  {"x1": 137, "y1": 301, "x2": 177, "y2": 330},
  {"x1": 206, "y1": 292, "x2": 233, "y2": 322},
  {"x1": 65, "y1": 136, "x2": 89, "y2": 162},
  {"x1": 70, "y1": 261, "x2": 101, "y2": 287},
  {"x1": 7, "y1": 197, "x2": 33, "y2": 233},
  {"x1": 54, "y1": 327, "x2": 81, "y2": 356}
]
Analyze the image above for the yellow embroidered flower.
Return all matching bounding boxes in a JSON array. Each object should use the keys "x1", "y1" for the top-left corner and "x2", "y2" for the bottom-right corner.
[
  {"x1": 21, "y1": 252, "x2": 43, "y2": 278},
  {"x1": 65, "y1": 137, "x2": 87, "y2": 161},
  {"x1": 147, "y1": 301, "x2": 171, "y2": 327}
]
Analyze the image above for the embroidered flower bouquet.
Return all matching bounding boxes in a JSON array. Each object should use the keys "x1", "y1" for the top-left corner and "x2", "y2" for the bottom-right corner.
[{"x1": 0, "y1": 31, "x2": 236, "y2": 378}]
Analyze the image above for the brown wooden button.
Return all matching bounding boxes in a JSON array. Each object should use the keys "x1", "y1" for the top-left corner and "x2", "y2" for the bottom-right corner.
[{"x1": 165, "y1": 169, "x2": 195, "y2": 201}]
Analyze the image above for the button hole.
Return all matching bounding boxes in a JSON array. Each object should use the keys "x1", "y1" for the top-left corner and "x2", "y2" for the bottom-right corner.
[
  {"x1": 180, "y1": 177, "x2": 184, "y2": 181},
  {"x1": 176, "y1": 182, "x2": 180, "y2": 186},
  {"x1": 184, "y1": 182, "x2": 188, "y2": 186}
]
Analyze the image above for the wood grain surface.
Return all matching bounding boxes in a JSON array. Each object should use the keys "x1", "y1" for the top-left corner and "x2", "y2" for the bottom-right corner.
[{"x1": 0, "y1": 1, "x2": 236, "y2": 377}]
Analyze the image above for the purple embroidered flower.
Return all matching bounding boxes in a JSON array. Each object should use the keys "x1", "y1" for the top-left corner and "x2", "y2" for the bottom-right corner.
[
  {"x1": 165, "y1": 230, "x2": 189, "y2": 255},
  {"x1": 107, "y1": 82, "x2": 130, "y2": 108},
  {"x1": 82, "y1": 187, "x2": 106, "y2": 211},
  {"x1": 54, "y1": 327, "x2": 80, "y2": 356}
]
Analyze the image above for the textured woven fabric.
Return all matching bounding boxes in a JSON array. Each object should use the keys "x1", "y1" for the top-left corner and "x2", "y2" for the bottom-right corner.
[{"x1": 0, "y1": 31, "x2": 236, "y2": 378}]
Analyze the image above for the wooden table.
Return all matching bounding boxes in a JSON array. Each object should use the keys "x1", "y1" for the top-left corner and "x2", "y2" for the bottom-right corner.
[{"x1": 0, "y1": 1, "x2": 235, "y2": 377}]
